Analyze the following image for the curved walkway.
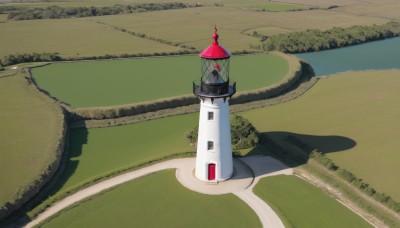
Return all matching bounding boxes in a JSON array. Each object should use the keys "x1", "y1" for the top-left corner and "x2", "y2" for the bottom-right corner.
[{"x1": 25, "y1": 156, "x2": 292, "y2": 228}]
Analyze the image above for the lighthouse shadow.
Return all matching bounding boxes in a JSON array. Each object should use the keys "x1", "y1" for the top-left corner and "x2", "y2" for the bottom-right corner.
[{"x1": 237, "y1": 131, "x2": 356, "y2": 176}]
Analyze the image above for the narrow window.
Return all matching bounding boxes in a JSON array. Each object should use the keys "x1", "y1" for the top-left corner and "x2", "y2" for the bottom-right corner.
[
  {"x1": 207, "y1": 141, "x2": 214, "y2": 150},
  {"x1": 208, "y1": 111, "x2": 214, "y2": 120}
]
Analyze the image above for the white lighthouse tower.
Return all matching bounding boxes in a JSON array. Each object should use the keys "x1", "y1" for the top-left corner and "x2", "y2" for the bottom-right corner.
[{"x1": 193, "y1": 26, "x2": 236, "y2": 182}]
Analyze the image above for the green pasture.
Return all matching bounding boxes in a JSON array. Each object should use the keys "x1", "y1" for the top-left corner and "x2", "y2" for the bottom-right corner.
[
  {"x1": 0, "y1": 71, "x2": 63, "y2": 209},
  {"x1": 254, "y1": 175, "x2": 371, "y2": 227},
  {"x1": 0, "y1": 18, "x2": 180, "y2": 59},
  {"x1": 32, "y1": 54, "x2": 289, "y2": 108},
  {"x1": 42, "y1": 170, "x2": 261, "y2": 228},
  {"x1": 242, "y1": 70, "x2": 400, "y2": 201},
  {"x1": 32, "y1": 113, "x2": 197, "y2": 214}
]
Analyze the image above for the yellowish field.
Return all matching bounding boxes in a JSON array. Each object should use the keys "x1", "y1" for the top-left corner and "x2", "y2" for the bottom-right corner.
[
  {"x1": 335, "y1": 4, "x2": 400, "y2": 21},
  {"x1": 242, "y1": 70, "x2": 400, "y2": 201},
  {"x1": 0, "y1": 70, "x2": 64, "y2": 209},
  {"x1": 0, "y1": 17, "x2": 180, "y2": 58},
  {"x1": 272, "y1": 0, "x2": 399, "y2": 7},
  {"x1": 95, "y1": 6, "x2": 389, "y2": 51}
]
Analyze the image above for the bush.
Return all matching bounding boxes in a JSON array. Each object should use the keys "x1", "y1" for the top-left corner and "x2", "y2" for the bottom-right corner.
[
  {"x1": 261, "y1": 21, "x2": 400, "y2": 53},
  {"x1": 185, "y1": 115, "x2": 259, "y2": 150}
]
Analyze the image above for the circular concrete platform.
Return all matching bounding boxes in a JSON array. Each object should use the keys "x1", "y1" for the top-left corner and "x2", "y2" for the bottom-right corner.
[{"x1": 176, "y1": 158, "x2": 254, "y2": 195}]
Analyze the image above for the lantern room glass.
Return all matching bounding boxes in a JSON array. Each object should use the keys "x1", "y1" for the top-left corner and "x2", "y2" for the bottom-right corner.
[{"x1": 201, "y1": 58, "x2": 230, "y2": 84}]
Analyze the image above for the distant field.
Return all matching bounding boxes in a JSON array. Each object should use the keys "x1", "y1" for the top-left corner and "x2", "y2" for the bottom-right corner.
[
  {"x1": 0, "y1": 17, "x2": 180, "y2": 58},
  {"x1": 1, "y1": 2, "x2": 391, "y2": 58},
  {"x1": 254, "y1": 175, "x2": 371, "y2": 227},
  {"x1": 0, "y1": 71, "x2": 64, "y2": 209},
  {"x1": 32, "y1": 54, "x2": 289, "y2": 108},
  {"x1": 95, "y1": 6, "x2": 388, "y2": 50},
  {"x1": 42, "y1": 170, "x2": 261, "y2": 228},
  {"x1": 242, "y1": 70, "x2": 400, "y2": 201}
]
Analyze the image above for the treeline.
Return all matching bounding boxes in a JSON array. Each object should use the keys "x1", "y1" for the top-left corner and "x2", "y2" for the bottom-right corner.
[
  {"x1": 286, "y1": 135, "x2": 400, "y2": 213},
  {"x1": 5, "y1": 2, "x2": 199, "y2": 20},
  {"x1": 0, "y1": 50, "x2": 198, "y2": 66},
  {"x1": 262, "y1": 21, "x2": 400, "y2": 53}
]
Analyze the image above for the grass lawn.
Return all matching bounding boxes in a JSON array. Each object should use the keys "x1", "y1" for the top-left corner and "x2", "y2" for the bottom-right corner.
[
  {"x1": 31, "y1": 113, "x2": 198, "y2": 215},
  {"x1": 41, "y1": 170, "x2": 261, "y2": 228},
  {"x1": 254, "y1": 175, "x2": 371, "y2": 228},
  {"x1": 241, "y1": 70, "x2": 400, "y2": 201},
  {"x1": 0, "y1": 17, "x2": 180, "y2": 59},
  {"x1": 31, "y1": 54, "x2": 289, "y2": 108},
  {"x1": 0, "y1": 71, "x2": 64, "y2": 209}
]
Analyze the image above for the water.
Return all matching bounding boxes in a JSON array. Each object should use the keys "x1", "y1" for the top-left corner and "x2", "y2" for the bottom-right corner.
[{"x1": 296, "y1": 37, "x2": 400, "y2": 76}]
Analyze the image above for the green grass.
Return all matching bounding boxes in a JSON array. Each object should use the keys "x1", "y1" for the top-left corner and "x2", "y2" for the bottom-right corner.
[
  {"x1": 0, "y1": 17, "x2": 180, "y2": 59},
  {"x1": 254, "y1": 175, "x2": 371, "y2": 228},
  {"x1": 42, "y1": 170, "x2": 261, "y2": 228},
  {"x1": 32, "y1": 54, "x2": 289, "y2": 108},
  {"x1": 253, "y1": 2, "x2": 309, "y2": 12},
  {"x1": 38, "y1": 113, "x2": 197, "y2": 204},
  {"x1": 0, "y1": 71, "x2": 63, "y2": 208},
  {"x1": 241, "y1": 70, "x2": 400, "y2": 201}
]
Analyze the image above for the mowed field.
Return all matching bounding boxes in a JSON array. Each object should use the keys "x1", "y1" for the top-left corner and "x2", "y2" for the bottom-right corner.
[
  {"x1": 0, "y1": 18, "x2": 181, "y2": 58},
  {"x1": 32, "y1": 54, "x2": 289, "y2": 108},
  {"x1": 34, "y1": 113, "x2": 197, "y2": 214},
  {"x1": 0, "y1": 71, "x2": 64, "y2": 208},
  {"x1": 41, "y1": 170, "x2": 261, "y2": 228},
  {"x1": 254, "y1": 175, "x2": 371, "y2": 227},
  {"x1": 241, "y1": 70, "x2": 400, "y2": 201}
]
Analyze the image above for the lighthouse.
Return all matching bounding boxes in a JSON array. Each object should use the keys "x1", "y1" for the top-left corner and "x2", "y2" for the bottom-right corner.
[{"x1": 193, "y1": 26, "x2": 236, "y2": 182}]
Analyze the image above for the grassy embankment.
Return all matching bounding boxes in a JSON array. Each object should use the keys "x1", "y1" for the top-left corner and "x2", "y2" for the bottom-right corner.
[
  {"x1": 254, "y1": 175, "x2": 372, "y2": 228},
  {"x1": 0, "y1": 68, "x2": 64, "y2": 211},
  {"x1": 241, "y1": 70, "x2": 400, "y2": 202},
  {"x1": 32, "y1": 54, "x2": 289, "y2": 108},
  {"x1": 40, "y1": 170, "x2": 261, "y2": 228}
]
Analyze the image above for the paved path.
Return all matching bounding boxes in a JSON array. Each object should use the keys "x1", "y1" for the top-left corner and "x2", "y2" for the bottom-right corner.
[{"x1": 25, "y1": 156, "x2": 292, "y2": 228}]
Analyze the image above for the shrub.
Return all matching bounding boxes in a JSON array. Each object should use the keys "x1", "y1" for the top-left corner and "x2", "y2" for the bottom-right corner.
[{"x1": 185, "y1": 115, "x2": 259, "y2": 150}]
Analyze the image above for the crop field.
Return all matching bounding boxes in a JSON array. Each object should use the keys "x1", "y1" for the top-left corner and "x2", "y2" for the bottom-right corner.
[
  {"x1": 0, "y1": 71, "x2": 64, "y2": 209},
  {"x1": 32, "y1": 54, "x2": 289, "y2": 108},
  {"x1": 241, "y1": 70, "x2": 400, "y2": 201},
  {"x1": 42, "y1": 170, "x2": 261, "y2": 228},
  {"x1": 0, "y1": 18, "x2": 180, "y2": 58},
  {"x1": 254, "y1": 175, "x2": 371, "y2": 227}
]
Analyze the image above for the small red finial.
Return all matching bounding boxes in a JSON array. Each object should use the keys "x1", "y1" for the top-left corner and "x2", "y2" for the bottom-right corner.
[{"x1": 212, "y1": 25, "x2": 219, "y2": 44}]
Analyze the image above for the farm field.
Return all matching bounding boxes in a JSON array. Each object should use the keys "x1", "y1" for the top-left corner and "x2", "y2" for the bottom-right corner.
[
  {"x1": 1, "y1": 2, "x2": 393, "y2": 60},
  {"x1": 35, "y1": 113, "x2": 197, "y2": 212},
  {"x1": 94, "y1": 6, "x2": 388, "y2": 51},
  {"x1": 241, "y1": 70, "x2": 400, "y2": 201},
  {"x1": 254, "y1": 175, "x2": 372, "y2": 227},
  {"x1": 0, "y1": 18, "x2": 181, "y2": 58},
  {"x1": 41, "y1": 170, "x2": 261, "y2": 228},
  {"x1": 0, "y1": 71, "x2": 64, "y2": 209},
  {"x1": 32, "y1": 54, "x2": 289, "y2": 108}
]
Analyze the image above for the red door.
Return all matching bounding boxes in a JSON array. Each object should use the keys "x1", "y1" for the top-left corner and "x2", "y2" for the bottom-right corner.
[{"x1": 208, "y1": 163, "x2": 216, "y2": 180}]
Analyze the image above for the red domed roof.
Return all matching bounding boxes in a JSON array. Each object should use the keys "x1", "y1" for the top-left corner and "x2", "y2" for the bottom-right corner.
[{"x1": 200, "y1": 26, "x2": 231, "y2": 59}]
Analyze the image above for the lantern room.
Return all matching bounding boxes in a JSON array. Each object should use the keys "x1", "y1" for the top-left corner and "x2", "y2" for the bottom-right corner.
[{"x1": 193, "y1": 26, "x2": 236, "y2": 98}]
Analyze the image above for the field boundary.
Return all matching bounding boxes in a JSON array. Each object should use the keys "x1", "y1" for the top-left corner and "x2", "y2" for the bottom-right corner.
[
  {"x1": 25, "y1": 52, "x2": 305, "y2": 125},
  {"x1": 0, "y1": 71, "x2": 68, "y2": 221}
]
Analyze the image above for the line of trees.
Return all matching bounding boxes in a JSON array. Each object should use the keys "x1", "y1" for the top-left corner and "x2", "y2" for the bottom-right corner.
[
  {"x1": 261, "y1": 21, "x2": 400, "y2": 53},
  {"x1": 5, "y1": 2, "x2": 199, "y2": 20}
]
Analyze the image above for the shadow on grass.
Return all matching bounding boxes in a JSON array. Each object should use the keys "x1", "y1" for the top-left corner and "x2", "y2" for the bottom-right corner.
[{"x1": 244, "y1": 131, "x2": 356, "y2": 168}]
